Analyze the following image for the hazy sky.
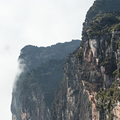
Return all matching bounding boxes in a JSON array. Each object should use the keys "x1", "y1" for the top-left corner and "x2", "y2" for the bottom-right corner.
[{"x1": 0, "y1": 0, "x2": 94, "y2": 119}]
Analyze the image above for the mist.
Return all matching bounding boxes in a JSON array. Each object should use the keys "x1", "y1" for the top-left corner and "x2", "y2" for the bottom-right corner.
[
  {"x1": 0, "y1": 50, "x2": 19, "y2": 119},
  {"x1": 0, "y1": 0, "x2": 94, "y2": 119}
]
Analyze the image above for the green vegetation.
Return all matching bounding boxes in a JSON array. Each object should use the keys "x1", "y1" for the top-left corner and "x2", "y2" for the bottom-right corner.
[
  {"x1": 20, "y1": 40, "x2": 80, "y2": 70},
  {"x1": 95, "y1": 80, "x2": 120, "y2": 119},
  {"x1": 86, "y1": 0, "x2": 120, "y2": 22},
  {"x1": 76, "y1": 50, "x2": 83, "y2": 60},
  {"x1": 100, "y1": 57, "x2": 112, "y2": 66},
  {"x1": 113, "y1": 69, "x2": 120, "y2": 79},
  {"x1": 86, "y1": 12, "x2": 120, "y2": 39},
  {"x1": 113, "y1": 23, "x2": 120, "y2": 31},
  {"x1": 100, "y1": 61, "x2": 109, "y2": 66},
  {"x1": 20, "y1": 59, "x2": 64, "y2": 109}
]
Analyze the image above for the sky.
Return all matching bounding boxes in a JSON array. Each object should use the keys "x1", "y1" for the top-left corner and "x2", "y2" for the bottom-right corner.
[{"x1": 0, "y1": 0, "x2": 95, "y2": 119}]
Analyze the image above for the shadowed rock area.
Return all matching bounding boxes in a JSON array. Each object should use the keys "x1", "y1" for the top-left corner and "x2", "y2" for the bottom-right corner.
[
  {"x1": 51, "y1": 0, "x2": 120, "y2": 120},
  {"x1": 11, "y1": 0, "x2": 120, "y2": 120},
  {"x1": 11, "y1": 40, "x2": 80, "y2": 120}
]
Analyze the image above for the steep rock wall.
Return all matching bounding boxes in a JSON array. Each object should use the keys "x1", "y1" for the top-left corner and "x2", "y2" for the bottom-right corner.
[
  {"x1": 11, "y1": 40, "x2": 80, "y2": 120},
  {"x1": 51, "y1": 1, "x2": 120, "y2": 119},
  {"x1": 11, "y1": 0, "x2": 120, "y2": 119},
  {"x1": 51, "y1": 51, "x2": 92, "y2": 120}
]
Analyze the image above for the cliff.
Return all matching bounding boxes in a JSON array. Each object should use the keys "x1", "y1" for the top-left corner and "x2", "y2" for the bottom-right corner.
[
  {"x1": 11, "y1": 40, "x2": 80, "y2": 120},
  {"x1": 51, "y1": 0, "x2": 120, "y2": 120},
  {"x1": 11, "y1": 0, "x2": 120, "y2": 120}
]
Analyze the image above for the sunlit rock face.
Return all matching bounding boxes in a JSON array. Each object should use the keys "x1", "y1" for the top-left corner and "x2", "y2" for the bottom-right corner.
[
  {"x1": 112, "y1": 101, "x2": 120, "y2": 120},
  {"x1": 51, "y1": 0, "x2": 120, "y2": 120},
  {"x1": 11, "y1": 40, "x2": 80, "y2": 120},
  {"x1": 51, "y1": 53, "x2": 92, "y2": 120},
  {"x1": 11, "y1": 0, "x2": 120, "y2": 120}
]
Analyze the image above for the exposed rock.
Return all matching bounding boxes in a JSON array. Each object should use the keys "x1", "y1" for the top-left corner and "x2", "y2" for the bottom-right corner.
[
  {"x1": 112, "y1": 101, "x2": 120, "y2": 120},
  {"x1": 11, "y1": 40, "x2": 80, "y2": 120},
  {"x1": 11, "y1": 0, "x2": 120, "y2": 120},
  {"x1": 51, "y1": 1, "x2": 120, "y2": 120}
]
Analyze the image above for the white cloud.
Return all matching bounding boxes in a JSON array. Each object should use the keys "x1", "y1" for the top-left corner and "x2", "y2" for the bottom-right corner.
[{"x1": 0, "y1": 0, "x2": 95, "y2": 119}]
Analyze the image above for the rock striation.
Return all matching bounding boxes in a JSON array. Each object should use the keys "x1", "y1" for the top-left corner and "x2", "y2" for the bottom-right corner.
[
  {"x1": 11, "y1": 0, "x2": 120, "y2": 120},
  {"x1": 51, "y1": 0, "x2": 120, "y2": 120}
]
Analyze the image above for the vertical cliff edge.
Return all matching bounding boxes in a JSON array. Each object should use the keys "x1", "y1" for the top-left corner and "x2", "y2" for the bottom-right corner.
[
  {"x1": 11, "y1": 40, "x2": 80, "y2": 120},
  {"x1": 51, "y1": 0, "x2": 120, "y2": 120},
  {"x1": 11, "y1": 0, "x2": 120, "y2": 120}
]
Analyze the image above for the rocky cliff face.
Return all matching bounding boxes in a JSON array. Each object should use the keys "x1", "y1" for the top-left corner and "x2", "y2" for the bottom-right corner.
[
  {"x1": 51, "y1": 0, "x2": 120, "y2": 120},
  {"x1": 11, "y1": 40, "x2": 80, "y2": 120},
  {"x1": 51, "y1": 51, "x2": 92, "y2": 120},
  {"x1": 11, "y1": 0, "x2": 120, "y2": 120}
]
